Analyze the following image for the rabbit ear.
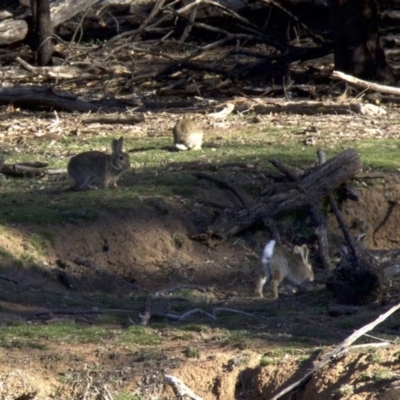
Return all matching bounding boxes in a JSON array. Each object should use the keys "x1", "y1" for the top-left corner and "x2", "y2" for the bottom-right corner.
[
  {"x1": 302, "y1": 245, "x2": 309, "y2": 262},
  {"x1": 294, "y1": 245, "x2": 309, "y2": 263},
  {"x1": 112, "y1": 137, "x2": 124, "y2": 153},
  {"x1": 293, "y1": 245, "x2": 302, "y2": 255}
]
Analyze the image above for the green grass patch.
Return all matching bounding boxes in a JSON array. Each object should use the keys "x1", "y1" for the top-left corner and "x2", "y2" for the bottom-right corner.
[
  {"x1": 332, "y1": 384, "x2": 354, "y2": 398},
  {"x1": 352, "y1": 140, "x2": 400, "y2": 171},
  {"x1": 2, "y1": 130, "x2": 400, "y2": 227},
  {"x1": 180, "y1": 324, "x2": 211, "y2": 333},
  {"x1": 27, "y1": 233, "x2": 49, "y2": 255},
  {"x1": 360, "y1": 368, "x2": 397, "y2": 383},
  {"x1": 120, "y1": 326, "x2": 162, "y2": 346},
  {"x1": 0, "y1": 322, "x2": 161, "y2": 349},
  {"x1": 259, "y1": 356, "x2": 281, "y2": 366},
  {"x1": 184, "y1": 346, "x2": 200, "y2": 358}
]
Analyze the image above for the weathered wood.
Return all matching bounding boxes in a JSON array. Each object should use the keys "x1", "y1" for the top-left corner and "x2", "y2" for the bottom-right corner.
[
  {"x1": 0, "y1": 19, "x2": 28, "y2": 45},
  {"x1": 31, "y1": 0, "x2": 54, "y2": 65},
  {"x1": 0, "y1": 85, "x2": 132, "y2": 113},
  {"x1": 200, "y1": 149, "x2": 361, "y2": 243},
  {"x1": 0, "y1": 162, "x2": 47, "y2": 177},
  {"x1": 50, "y1": 0, "x2": 100, "y2": 28},
  {"x1": 0, "y1": 0, "x2": 100, "y2": 46},
  {"x1": 333, "y1": 70, "x2": 400, "y2": 95}
]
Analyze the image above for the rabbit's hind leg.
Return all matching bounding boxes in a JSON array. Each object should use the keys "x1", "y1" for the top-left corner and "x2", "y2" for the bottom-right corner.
[
  {"x1": 271, "y1": 270, "x2": 281, "y2": 299},
  {"x1": 77, "y1": 175, "x2": 98, "y2": 191},
  {"x1": 255, "y1": 273, "x2": 268, "y2": 298}
]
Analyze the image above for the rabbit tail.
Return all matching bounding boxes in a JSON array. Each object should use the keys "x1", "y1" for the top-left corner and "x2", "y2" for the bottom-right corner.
[
  {"x1": 261, "y1": 240, "x2": 276, "y2": 267},
  {"x1": 175, "y1": 143, "x2": 189, "y2": 151}
]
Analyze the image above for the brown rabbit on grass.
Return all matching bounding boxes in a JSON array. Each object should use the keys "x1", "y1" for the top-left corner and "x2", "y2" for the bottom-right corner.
[
  {"x1": 173, "y1": 119, "x2": 203, "y2": 151},
  {"x1": 67, "y1": 137, "x2": 130, "y2": 191},
  {"x1": 255, "y1": 240, "x2": 314, "y2": 299}
]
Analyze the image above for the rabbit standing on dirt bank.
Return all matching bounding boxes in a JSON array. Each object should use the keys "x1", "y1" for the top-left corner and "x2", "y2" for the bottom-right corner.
[
  {"x1": 173, "y1": 119, "x2": 203, "y2": 151},
  {"x1": 67, "y1": 137, "x2": 130, "y2": 190},
  {"x1": 255, "y1": 240, "x2": 314, "y2": 299}
]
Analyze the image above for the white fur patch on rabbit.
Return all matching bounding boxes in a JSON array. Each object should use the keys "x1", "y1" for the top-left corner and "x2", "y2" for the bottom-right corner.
[{"x1": 173, "y1": 119, "x2": 203, "y2": 151}]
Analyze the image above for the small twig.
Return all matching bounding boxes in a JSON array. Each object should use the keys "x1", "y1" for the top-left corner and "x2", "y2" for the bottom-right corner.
[
  {"x1": 212, "y1": 307, "x2": 267, "y2": 319},
  {"x1": 363, "y1": 333, "x2": 394, "y2": 343},
  {"x1": 159, "y1": 77, "x2": 190, "y2": 92},
  {"x1": 348, "y1": 342, "x2": 389, "y2": 351},
  {"x1": 134, "y1": 0, "x2": 166, "y2": 39},
  {"x1": 103, "y1": 384, "x2": 114, "y2": 400},
  {"x1": 70, "y1": 4, "x2": 93, "y2": 46},
  {"x1": 269, "y1": 158, "x2": 299, "y2": 181},
  {"x1": 191, "y1": 21, "x2": 261, "y2": 42},
  {"x1": 82, "y1": 374, "x2": 92, "y2": 400},
  {"x1": 140, "y1": 285, "x2": 210, "y2": 325},
  {"x1": 179, "y1": 2, "x2": 198, "y2": 42},
  {"x1": 15, "y1": 57, "x2": 92, "y2": 79},
  {"x1": 161, "y1": 308, "x2": 217, "y2": 321}
]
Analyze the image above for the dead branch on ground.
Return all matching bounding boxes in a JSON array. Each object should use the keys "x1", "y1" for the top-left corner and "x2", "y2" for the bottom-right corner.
[
  {"x1": 0, "y1": 161, "x2": 48, "y2": 177},
  {"x1": 0, "y1": 86, "x2": 131, "y2": 113},
  {"x1": 139, "y1": 284, "x2": 271, "y2": 324},
  {"x1": 164, "y1": 374, "x2": 203, "y2": 400},
  {"x1": 333, "y1": 70, "x2": 400, "y2": 95},
  {"x1": 194, "y1": 148, "x2": 361, "y2": 246},
  {"x1": 15, "y1": 56, "x2": 95, "y2": 79},
  {"x1": 271, "y1": 302, "x2": 400, "y2": 400}
]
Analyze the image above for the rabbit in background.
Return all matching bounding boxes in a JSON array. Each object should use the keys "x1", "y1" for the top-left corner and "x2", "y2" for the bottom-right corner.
[
  {"x1": 172, "y1": 119, "x2": 203, "y2": 151},
  {"x1": 255, "y1": 239, "x2": 314, "y2": 299},
  {"x1": 68, "y1": 137, "x2": 130, "y2": 191}
]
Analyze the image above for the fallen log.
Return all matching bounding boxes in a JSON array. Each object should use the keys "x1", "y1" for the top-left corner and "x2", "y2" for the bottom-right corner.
[
  {"x1": 195, "y1": 148, "x2": 361, "y2": 244},
  {"x1": 0, "y1": 85, "x2": 134, "y2": 113},
  {"x1": 0, "y1": 161, "x2": 48, "y2": 177}
]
